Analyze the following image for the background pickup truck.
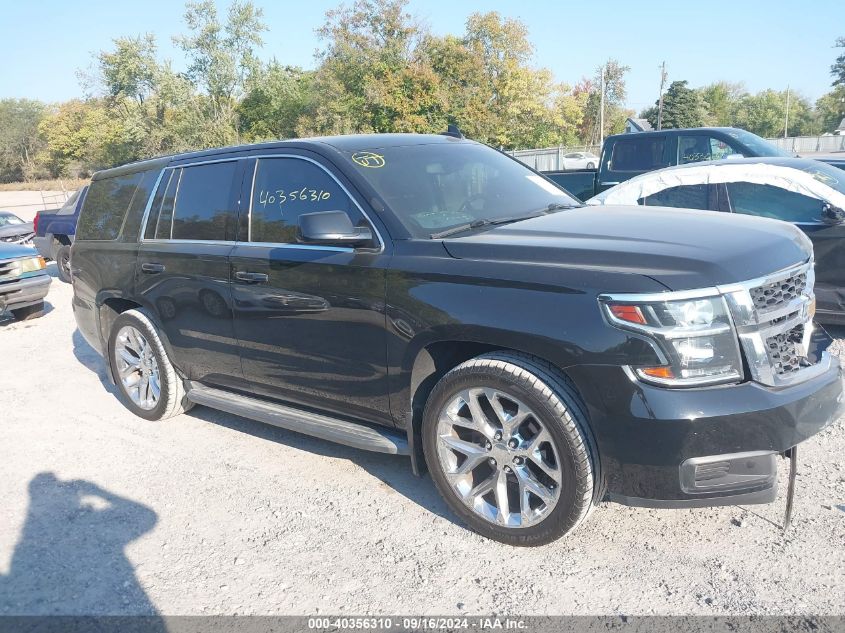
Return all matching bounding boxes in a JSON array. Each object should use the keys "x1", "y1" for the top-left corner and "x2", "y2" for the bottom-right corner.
[
  {"x1": 33, "y1": 185, "x2": 88, "y2": 283},
  {"x1": 545, "y1": 127, "x2": 795, "y2": 201}
]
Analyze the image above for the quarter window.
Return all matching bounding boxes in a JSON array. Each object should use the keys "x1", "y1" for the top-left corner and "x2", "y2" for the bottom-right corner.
[
  {"x1": 77, "y1": 172, "x2": 144, "y2": 241},
  {"x1": 250, "y1": 158, "x2": 357, "y2": 243},
  {"x1": 725, "y1": 182, "x2": 826, "y2": 223}
]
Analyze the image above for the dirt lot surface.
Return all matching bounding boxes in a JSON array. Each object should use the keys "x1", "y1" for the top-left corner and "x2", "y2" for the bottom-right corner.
[{"x1": 1, "y1": 271, "x2": 844, "y2": 616}]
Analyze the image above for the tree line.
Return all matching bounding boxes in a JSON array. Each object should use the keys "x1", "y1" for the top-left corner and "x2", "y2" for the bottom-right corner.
[{"x1": 1, "y1": 0, "x2": 844, "y2": 184}]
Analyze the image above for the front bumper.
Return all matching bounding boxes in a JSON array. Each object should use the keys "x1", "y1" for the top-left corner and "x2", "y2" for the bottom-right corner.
[
  {"x1": 567, "y1": 354, "x2": 844, "y2": 508},
  {"x1": 0, "y1": 274, "x2": 51, "y2": 311}
]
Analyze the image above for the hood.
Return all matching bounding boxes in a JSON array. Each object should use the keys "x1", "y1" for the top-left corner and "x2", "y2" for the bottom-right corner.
[
  {"x1": 441, "y1": 206, "x2": 812, "y2": 291},
  {"x1": 0, "y1": 243, "x2": 39, "y2": 260},
  {"x1": 0, "y1": 221, "x2": 34, "y2": 239}
]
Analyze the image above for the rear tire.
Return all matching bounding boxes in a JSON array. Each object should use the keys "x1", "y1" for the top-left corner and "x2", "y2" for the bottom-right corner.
[
  {"x1": 11, "y1": 302, "x2": 44, "y2": 321},
  {"x1": 108, "y1": 308, "x2": 193, "y2": 421},
  {"x1": 586, "y1": 162, "x2": 595, "y2": 170},
  {"x1": 55, "y1": 244, "x2": 72, "y2": 283},
  {"x1": 422, "y1": 351, "x2": 597, "y2": 546}
]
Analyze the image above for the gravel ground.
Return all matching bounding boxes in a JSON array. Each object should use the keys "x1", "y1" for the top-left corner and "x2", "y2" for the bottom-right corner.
[{"x1": 0, "y1": 270, "x2": 844, "y2": 617}]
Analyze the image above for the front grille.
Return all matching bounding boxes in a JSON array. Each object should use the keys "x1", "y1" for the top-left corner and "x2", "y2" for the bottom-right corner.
[
  {"x1": 749, "y1": 270, "x2": 807, "y2": 311},
  {"x1": 0, "y1": 260, "x2": 19, "y2": 284},
  {"x1": 725, "y1": 262, "x2": 821, "y2": 387},
  {"x1": 766, "y1": 324, "x2": 811, "y2": 376}
]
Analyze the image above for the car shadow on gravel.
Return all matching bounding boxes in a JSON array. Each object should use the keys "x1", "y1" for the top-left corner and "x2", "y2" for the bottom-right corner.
[
  {"x1": 188, "y1": 405, "x2": 464, "y2": 529},
  {"x1": 69, "y1": 328, "x2": 464, "y2": 531},
  {"x1": 72, "y1": 328, "x2": 119, "y2": 396},
  {"x1": 0, "y1": 472, "x2": 164, "y2": 622}
]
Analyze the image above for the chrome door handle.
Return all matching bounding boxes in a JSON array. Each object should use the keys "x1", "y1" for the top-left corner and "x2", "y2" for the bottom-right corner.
[
  {"x1": 234, "y1": 271, "x2": 269, "y2": 283},
  {"x1": 141, "y1": 262, "x2": 165, "y2": 274}
]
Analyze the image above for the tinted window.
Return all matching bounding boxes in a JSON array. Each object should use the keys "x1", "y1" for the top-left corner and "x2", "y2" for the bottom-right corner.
[
  {"x1": 344, "y1": 143, "x2": 580, "y2": 238},
  {"x1": 678, "y1": 135, "x2": 743, "y2": 164},
  {"x1": 146, "y1": 163, "x2": 238, "y2": 241},
  {"x1": 172, "y1": 162, "x2": 238, "y2": 240},
  {"x1": 725, "y1": 182, "x2": 826, "y2": 223},
  {"x1": 641, "y1": 184, "x2": 710, "y2": 209},
  {"x1": 609, "y1": 138, "x2": 668, "y2": 171},
  {"x1": 77, "y1": 172, "x2": 144, "y2": 240},
  {"x1": 250, "y1": 158, "x2": 357, "y2": 243}
]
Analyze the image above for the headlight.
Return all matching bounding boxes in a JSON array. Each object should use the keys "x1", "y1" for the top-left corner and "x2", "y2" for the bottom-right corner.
[
  {"x1": 601, "y1": 294, "x2": 743, "y2": 387},
  {"x1": 17, "y1": 256, "x2": 46, "y2": 274}
]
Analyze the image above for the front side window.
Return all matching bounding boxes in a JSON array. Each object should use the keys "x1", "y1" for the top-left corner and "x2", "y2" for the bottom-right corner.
[
  {"x1": 145, "y1": 162, "x2": 238, "y2": 241},
  {"x1": 725, "y1": 182, "x2": 826, "y2": 223},
  {"x1": 678, "y1": 135, "x2": 743, "y2": 164},
  {"x1": 640, "y1": 184, "x2": 710, "y2": 210},
  {"x1": 609, "y1": 138, "x2": 668, "y2": 172},
  {"x1": 344, "y1": 142, "x2": 580, "y2": 238},
  {"x1": 250, "y1": 158, "x2": 357, "y2": 243}
]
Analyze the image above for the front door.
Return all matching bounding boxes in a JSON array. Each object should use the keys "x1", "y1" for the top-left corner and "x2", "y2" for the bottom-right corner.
[
  {"x1": 136, "y1": 158, "x2": 248, "y2": 391},
  {"x1": 230, "y1": 154, "x2": 393, "y2": 425}
]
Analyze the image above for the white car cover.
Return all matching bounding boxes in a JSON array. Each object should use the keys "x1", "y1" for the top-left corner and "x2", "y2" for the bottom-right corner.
[{"x1": 586, "y1": 162, "x2": 845, "y2": 211}]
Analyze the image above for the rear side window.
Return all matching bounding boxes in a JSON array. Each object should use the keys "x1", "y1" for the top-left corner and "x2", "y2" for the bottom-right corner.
[
  {"x1": 77, "y1": 173, "x2": 144, "y2": 240},
  {"x1": 250, "y1": 158, "x2": 357, "y2": 243},
  {"x1": 609, "y1": 138, "x2": 668, "y2": 172},
  {"x1": 725, "y1": 182, "x2": 826, "y2": 223},
  {"x1": 641, "y1": 184, "x2": 710, "y2": 210},
  {"x1": 145, "y1": 162, "x2": 239, "y2": 241}
]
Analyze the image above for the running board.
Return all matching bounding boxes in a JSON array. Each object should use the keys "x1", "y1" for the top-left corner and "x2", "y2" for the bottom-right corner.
[{"x1": 186, "y1": 385, "x2": 409, "y2": 455}]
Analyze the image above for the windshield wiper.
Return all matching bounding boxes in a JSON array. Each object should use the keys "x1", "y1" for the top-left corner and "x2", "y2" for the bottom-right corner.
[
  {"x1": 430, "y1": 204, "x2": 579, "y2": 240},
  {"x1": 431, "y1": 213, "x2": 543, "y2": 239}
]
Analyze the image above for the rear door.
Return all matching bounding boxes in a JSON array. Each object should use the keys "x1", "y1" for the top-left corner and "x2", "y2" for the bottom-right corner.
[
  {"x1": 229, "y1": 152, "x2": 394, "y2": 425},
  {"x1": 136, "y1": 157, "x2": 249, "y2": 391}
]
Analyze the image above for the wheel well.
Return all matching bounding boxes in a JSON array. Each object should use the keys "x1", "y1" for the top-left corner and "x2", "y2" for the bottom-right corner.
[
  {"x1": 99, "y1": 298, "x2": 142, "y2": 344},
  {"x1": 53, "y1": 235, "x2": 71, "y2": 246},
  {"x1": 409, "y1": 341, "x2": 500, "y2": 421}
]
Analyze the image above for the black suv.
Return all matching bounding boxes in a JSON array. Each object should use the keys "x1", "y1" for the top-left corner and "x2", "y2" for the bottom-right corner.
[{"x1": 72, "y1": 134, "x2": 843, "y2": 545}]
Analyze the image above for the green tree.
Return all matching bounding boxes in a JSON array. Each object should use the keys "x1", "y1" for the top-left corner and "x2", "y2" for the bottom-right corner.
[
  {"x1": 238, "y1": 63, "x2": 315, "y2": 141},
  {"x1": 816, "y1": 86, "x2": 845, "y2": 132},
  {"x1": 581, "y1": 60, "x2": 630, "y2": 143},
  {"x1": 0, "y1": 99, "x2": 48, "y2": 182},
  {"x1": 700, "y1": 81, "x2": 746, "y2": 126},
  {"x1": 831, "y1": 37, "x2": 845, "y2": 87},
  {"x1": 645, "y1": 80, "x2": 709, "y2": 129}
]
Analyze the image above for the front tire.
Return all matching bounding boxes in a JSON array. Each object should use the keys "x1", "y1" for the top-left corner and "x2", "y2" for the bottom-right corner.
[
  {"x1": 586, "y1": 162, "x2": 595, "y2": 170},
  {"x1": 422, "y1": 352, "x2": 596, "y2": 546},
  {"x1": 108, "y1": 308, "x2": 193, "y2": 421}
]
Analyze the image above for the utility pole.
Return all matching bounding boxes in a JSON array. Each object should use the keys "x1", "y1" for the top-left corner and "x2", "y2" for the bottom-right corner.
[
  {"x1": 784, "y1": 85, "x2": 791, "y2": 138},
  {"x1": 599, "y1": 64, "x2": 605, "y2": 146},
  {"x1": 657, "y1": 61, "x2": 667, "y2": 130}
]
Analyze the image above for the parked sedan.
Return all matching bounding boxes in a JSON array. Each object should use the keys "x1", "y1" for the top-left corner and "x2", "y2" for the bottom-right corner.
[
  {"x1": 587, "y1": 157, "x2": 845, "y2": 324},
  {"x1": 0, "y1": 244, "x2": 51, "y2": 321},
  {"x1": 560, "y1": 151, "x2": 599, "y2": 170},
  {"x1": 0, "y1": 211, "x2": 35, "y2": 245}
]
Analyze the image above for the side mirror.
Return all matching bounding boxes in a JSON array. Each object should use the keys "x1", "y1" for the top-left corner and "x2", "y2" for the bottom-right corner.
[
  {"x1": 297, "y1": 210, "x2": 374, "y2": 247},
  {"x1": 822, "y1": 203, "x2": 845, "y2": 224}
]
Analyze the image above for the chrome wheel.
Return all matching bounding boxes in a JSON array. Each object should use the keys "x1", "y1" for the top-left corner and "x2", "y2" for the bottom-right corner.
[
  {"x1": 114, "y1": 325, "x2": 161, "y2": 410},
  {"x1": 436, "y1": 388, "x2": 561, "y2": 528}
]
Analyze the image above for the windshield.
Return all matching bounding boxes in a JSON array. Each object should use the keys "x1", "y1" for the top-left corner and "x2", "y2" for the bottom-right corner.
[
  {"x1": 0, "y1": 213, "x2": 24, "y2": 227},
  {"x1": 725, "y1": 129, "x2": 791, "y2": 157},
  {"x1": 798, "y1": 160, "x2": 845, "y2": 196},
  {"x1": 344, "y1": 142, "x2": 581, "y2": 238}
]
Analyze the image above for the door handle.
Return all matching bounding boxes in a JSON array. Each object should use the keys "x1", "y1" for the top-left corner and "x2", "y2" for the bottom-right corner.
[
  {"x1": 234, "y1": 271, "x2": 269, "y2": 283},
  {"x1": 141, "y1": 262, "x2": 166, "y2": 274}
]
